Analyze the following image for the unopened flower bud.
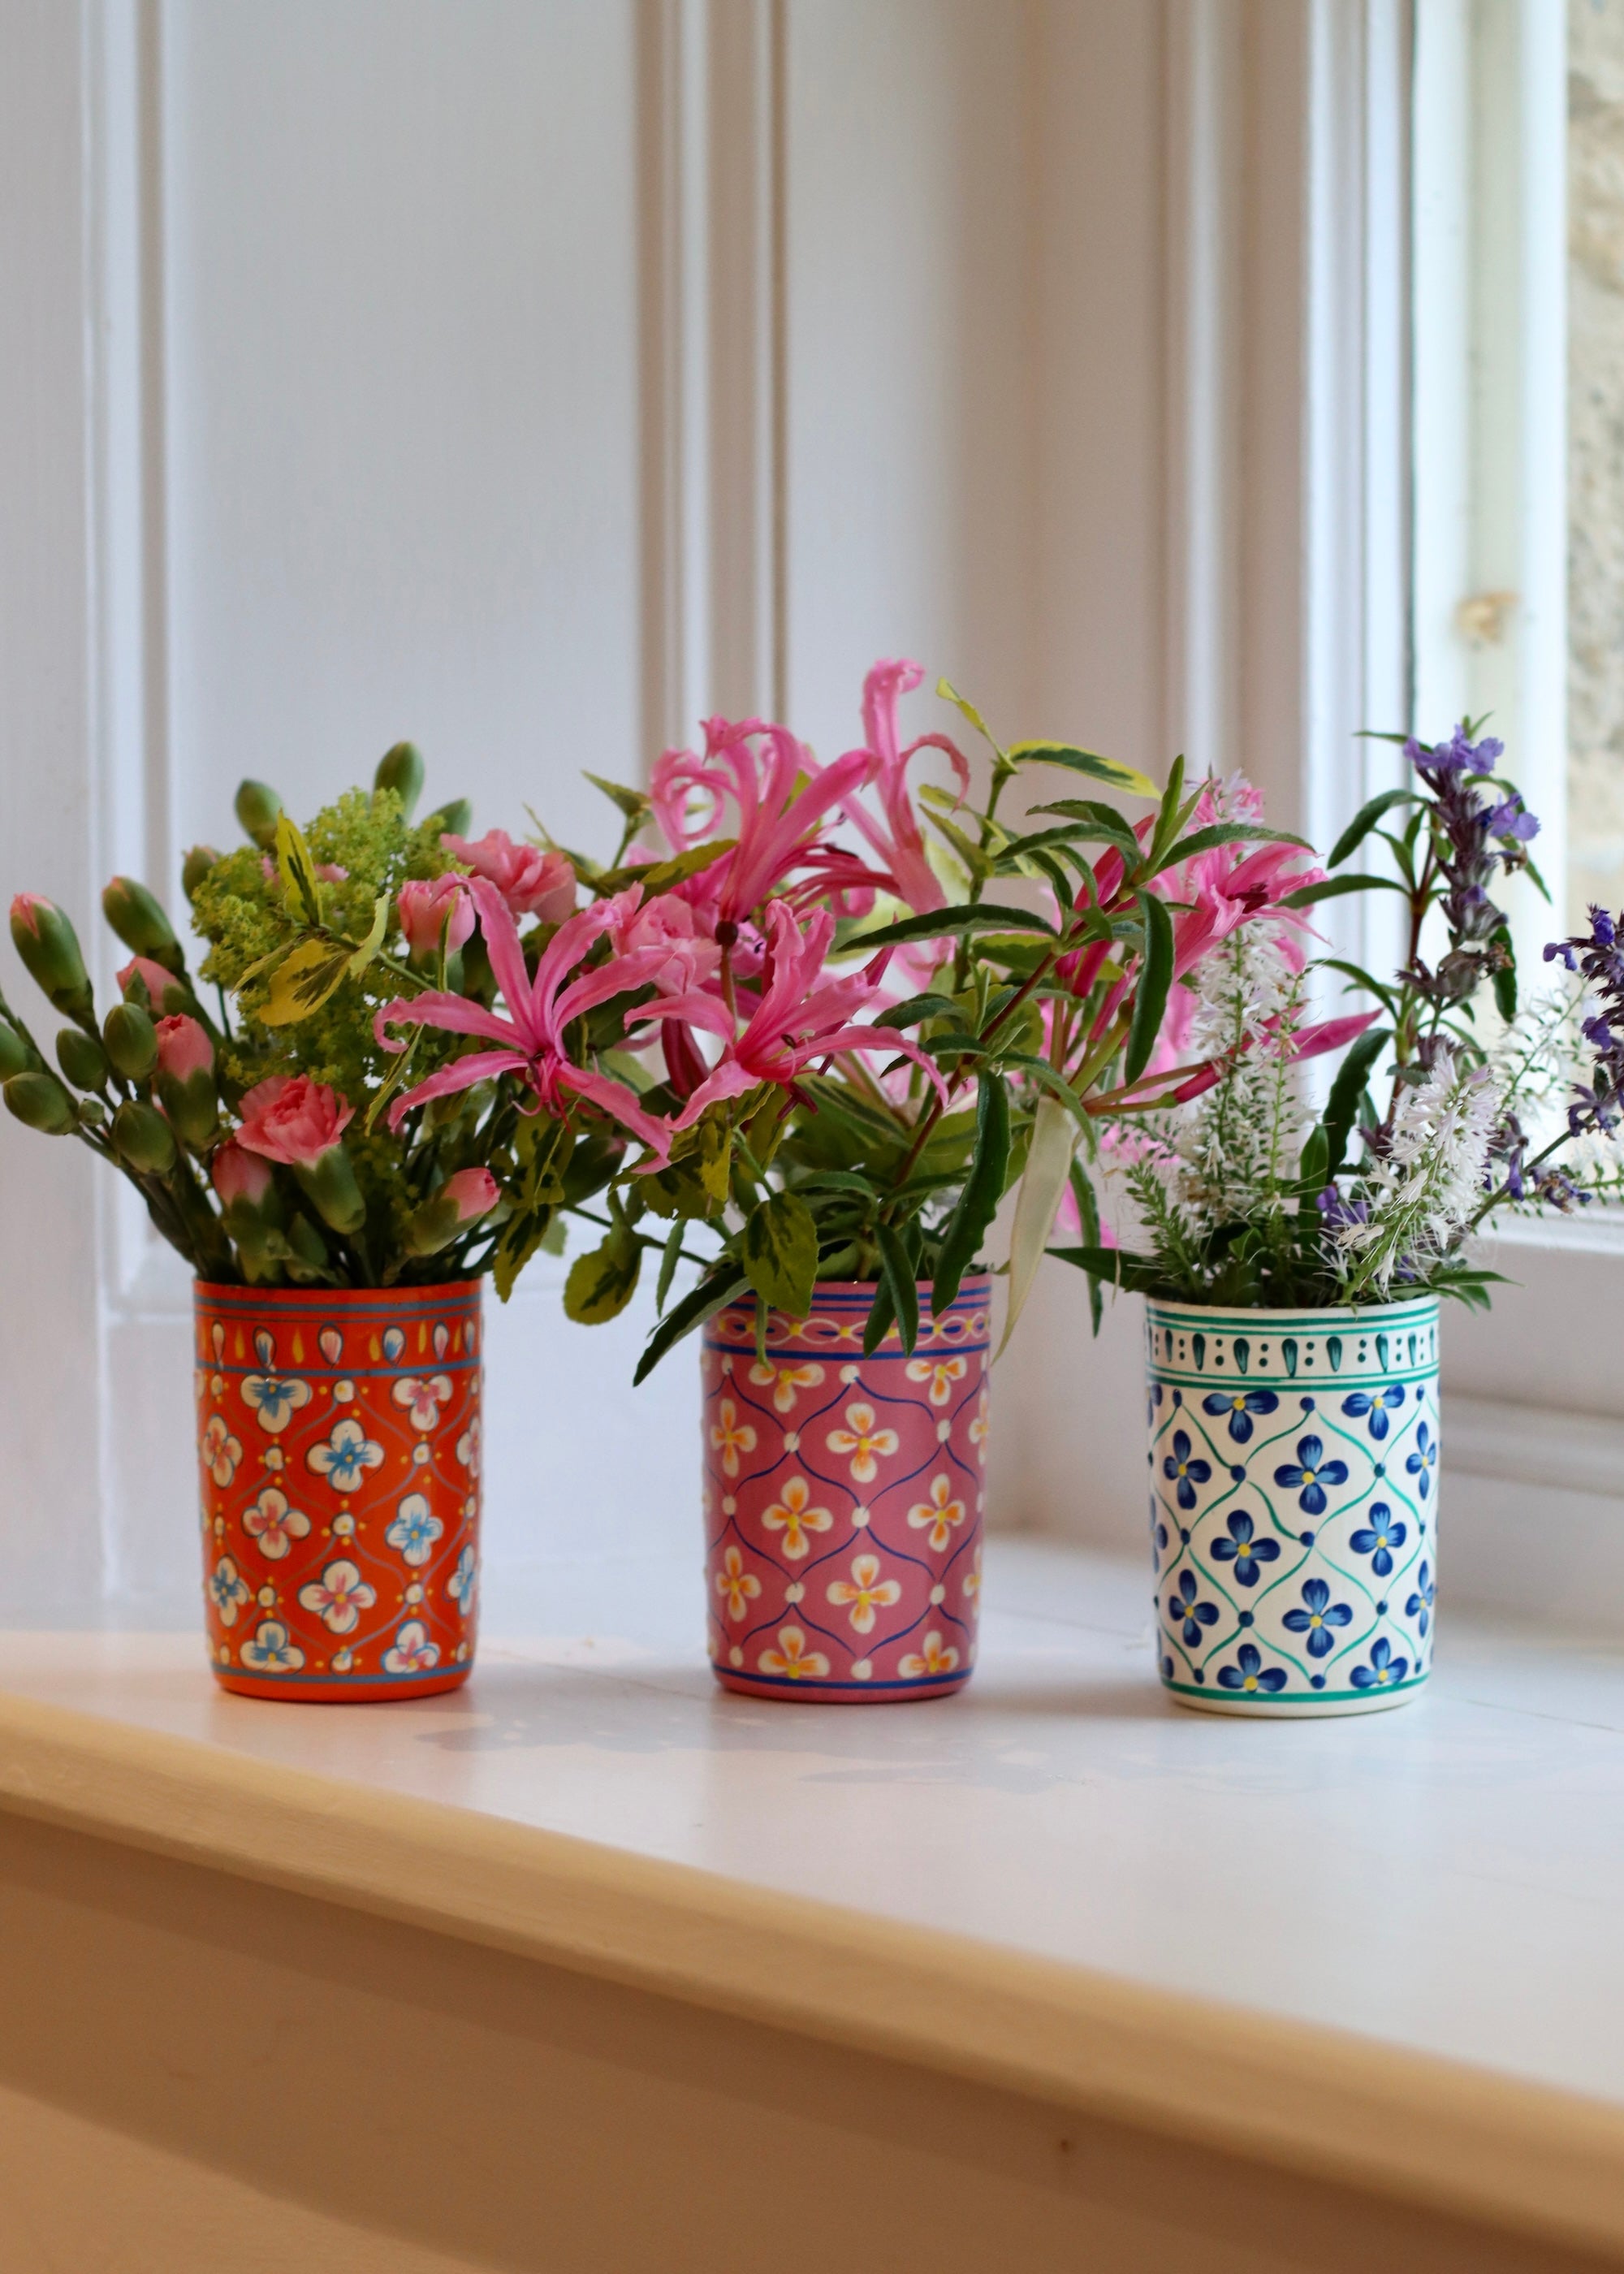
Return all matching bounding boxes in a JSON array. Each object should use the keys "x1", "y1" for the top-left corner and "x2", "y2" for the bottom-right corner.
[
  {"x1": 56, "y1": 1026, "x2": 110, "y2": 1092},
  {"x1": 181, "y1": 845, "x2": 222, "y2": 901},
  {"x1": 0, "y1": 1021, "x2": 32, "y2": 1081},
  {"x1": 9, "y1": 894, "x2": 93, "y2": 1027},
  {"x1": 234, "y1": 779, "x2": 283, "y2": 850},
  {"x1": 211, "y1": 1138, "x2": 276, "y2": 1211},
  {"x1": 112, "y1": 1099, "x2": 176, "y2": 1174},
  {"x1": 285, "y1": 1213, "x2": 329, "y2": 1269},
  {"x1": 421, "y1": 797, "x2": 473, "y2": 840},
  {"x1": 403, "y1": 1165, "x2": 501, "y2": 1256},
  {"x1": 156, "y1": 1013, "x2": 217, "y2": 1146},
  {"x1": 101, "y1": 877, "x2": 183, "y2": 972},
  {"x1": 294, "y1": 1142, "x2": 366, "y2": 1236},
  {"x1": 374, "y1": 740, "x2": 425, "y2": 820},
  {"x1": 4, "y1": 1069, "x2": 78, "y2": 1134},
  {"x1": 116, "y1": 955, "x2": 189, "y2": 1019},
  {"x1": 103, "y1": 1001, "x2": 158, "y2": 1082}
]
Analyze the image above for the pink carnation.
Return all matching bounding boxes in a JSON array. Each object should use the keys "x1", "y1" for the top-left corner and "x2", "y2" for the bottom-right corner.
[
  {"x1": 211, "y1": 1139, "x2": 274, "y2": 1208},
  {"x1": 154, "y1": 1014, "x2": 214, "y2": 1080},
  {"x1": 118, "y1": 955, "x2": 182, "y2": 1014},
  {"x1": 440, "y1": 1166, "x2": 500, "y2": 1223},
  {"x1": 442, "y1": 829, "x2": 575, "y2": 923},
  {"x1": 235, "y1": 1074, "x2": 354, "y2": 1168},
  {"x1": 397, "y1": 875, "x2": 475, "y2": 961}
]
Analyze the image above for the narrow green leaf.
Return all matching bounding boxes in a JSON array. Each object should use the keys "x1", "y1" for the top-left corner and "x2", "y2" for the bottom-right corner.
[
  {"x1": 932, "y1": 1073, "x2": 1010, "y2": 1312},
  {"x1": 1280, "y1": 873, "x2": 1407, "y2": 908},
  {"x1": 1146, "y1": 754, "x2": 1186, "y2": 874},
  {"x1": 861, "y1": 1274, "x2": 898, "y2": 1356},
  {"x1": 855, "y1": 903, "x2": 1058, "y2": 950},
  {"x1": 1006, "y1": 741, "x2": 1160, "y2": 801},
  {"x1": 1328, "y1": 787, "x2": 1416, "y2": 869},
  {"x1": 1123, "y1": 891, "x2": 1174, "y2": 1084},
  {"x1": 633, "y1": 1266, "x2": 748, "y2": 1383},
  {"x1": 1321, "y1": 1024, "x2": 1389, "y2": 1176},
  {"x1": 654, "y1": 1216, "x2": 686, "y2": 1313},
  {"x1": 936, "y1": 677, "x2": 1004, "y2": 756},
  {"x1": 1146, "y1": 823, "x2": 1311, "y2": 875},
  {"x1": 875, "y1": 1223, "x2": 921, "y2": 1355},
  {"x1": 1068, "y1": 1161, "x2": 1104, "y2": 1335},
  {"x1": 583, "y1": 770, "x2": 652, "y2": 823},
  {"x1": 740, "y1": 1188, "x2": 819, "y2": 1317},
  {"x1": 872, "y1": 992, "x2": 959, "y2": 1031}
]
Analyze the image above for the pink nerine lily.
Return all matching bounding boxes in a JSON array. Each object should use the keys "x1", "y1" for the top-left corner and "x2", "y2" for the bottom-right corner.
[
  {"x1": 374, "y1": 877, "x2": 679, "y2": 1156},
  {"x1": 838, "y1": 659, "x2": 970, "y2": 914},
  {"x1": 651, "y1": 717, "x2": 880, "y2": 928},
  {"x1": 630, "y1": 901, "x2": 950, "y2": 1126}
]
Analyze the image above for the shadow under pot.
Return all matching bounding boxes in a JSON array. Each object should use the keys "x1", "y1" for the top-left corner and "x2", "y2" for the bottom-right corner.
[
  {"x1": 1146, "y1": 1295, "x2": 1440, "y2": 1717},
  {"x1": 194, "y1": 1278, "x2": 482, "y2": 1701},
  {"x1": 702, "y1": 1276, "x2": 991, "y2": 1701}
]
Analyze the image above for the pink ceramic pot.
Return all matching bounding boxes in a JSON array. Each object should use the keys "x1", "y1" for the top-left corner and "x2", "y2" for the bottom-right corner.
[{"x1": 702, "y1": 1277, "x2": 990, "y2": 1701}]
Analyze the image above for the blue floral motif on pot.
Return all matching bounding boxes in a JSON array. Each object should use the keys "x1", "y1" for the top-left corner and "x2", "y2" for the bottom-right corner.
[
  {"x1": 1272, "y1": 1435, "x2": 1349, "y2": 1516},
  {"x1": 1406, "y1": 1421, "x2": 1437, "y2": 1498},
  {"x1": 1349, "y1": 1502, "x2": 1406, "y2": 1578},
  {"x1": 1281, "y1": 1577, "x2": 1354, "y2": 1658},
  {"x1": 1216, "y1": 1643, "x2": 1287, "y2": 1696},
  {"x1": 1144, "y1": 1298, "x2": 1439, "y2": 1717},
  {"x1": 1163, "y1": 1429, "x2": 1211, "y2": 1511},
  {"x1": 1340, "y1": 1386, "x2": 1405, "y2": 1440},
  {"x1": 1406, "y1": 1560, "x2": 1436, "y2": 1636},
  {"x1": 1208, "y1": 1511, "x2": 1281, "y2": 1588},
  {"x1": 1201, "y1": 1388, "x2": 1280, "y2": 1444},
  {"x1": 1168, "y1": 1568, "x2": 1219, "y2": 1647}
]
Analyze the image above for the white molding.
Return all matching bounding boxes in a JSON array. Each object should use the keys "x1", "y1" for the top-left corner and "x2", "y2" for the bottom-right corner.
[
  {"x1": 637, "y1": 0, "x2": 785, "y2": 758},
  {"x1": 1445, "y1": 1391, "x2": 1624, "y2": 1502}
]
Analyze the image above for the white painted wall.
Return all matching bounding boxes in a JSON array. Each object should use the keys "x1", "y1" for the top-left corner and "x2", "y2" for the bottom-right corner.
[{"x1": 10, "y1": 0, "x2": 1586, "y2": 1623}]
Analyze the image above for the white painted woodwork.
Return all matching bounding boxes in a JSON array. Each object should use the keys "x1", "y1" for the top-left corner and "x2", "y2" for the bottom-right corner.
[
  {"x1": 1, "y1": 0, "x2": 1618, "y2": 1641},
  {"x1": 2, "y1": 1540, "x2": 1624, "y2": 2267}
]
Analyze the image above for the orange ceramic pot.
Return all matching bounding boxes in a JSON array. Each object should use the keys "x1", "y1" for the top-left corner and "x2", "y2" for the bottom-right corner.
[{"x1": 193, "y1": 1280, "x2": 482, "y2": 1701}]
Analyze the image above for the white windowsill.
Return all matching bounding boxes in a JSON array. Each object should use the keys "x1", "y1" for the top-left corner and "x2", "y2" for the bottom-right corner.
[{"x1": 2, "y1": 1537, "x2": 1623, "y2": 2256}]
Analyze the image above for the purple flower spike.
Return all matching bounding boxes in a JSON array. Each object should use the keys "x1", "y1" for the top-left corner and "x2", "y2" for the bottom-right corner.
[{"x1": 1485, "y1": 795, "x2": 1540, "y2": 843}]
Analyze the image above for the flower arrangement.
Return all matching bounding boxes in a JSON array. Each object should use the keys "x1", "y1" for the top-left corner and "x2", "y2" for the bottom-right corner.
[
  {"x1": 2, "y1": 664, "x2": 1294, "y2": 1346},
  {"x1": 1063, "y1": 723, "x2": 1624, "y2": 1312}
]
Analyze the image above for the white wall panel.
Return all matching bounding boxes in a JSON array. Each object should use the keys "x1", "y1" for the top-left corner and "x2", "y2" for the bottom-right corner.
[{"x1": 162, "y1": 0, "x2": 642, "y2": 866}]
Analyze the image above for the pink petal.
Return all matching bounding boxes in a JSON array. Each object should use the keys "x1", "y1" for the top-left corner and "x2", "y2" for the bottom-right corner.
[{"x1": 387, "y1": 1050, "x2": 531, "y2": 1131}]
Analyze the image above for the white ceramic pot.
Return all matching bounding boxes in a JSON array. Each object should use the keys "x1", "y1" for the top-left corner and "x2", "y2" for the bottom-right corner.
[{"x1": 1145, "y1": 1297, "x2": 1439, "y2": 1716}]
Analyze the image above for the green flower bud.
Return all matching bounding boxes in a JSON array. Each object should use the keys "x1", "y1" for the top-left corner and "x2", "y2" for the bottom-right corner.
[
  {"x1": 4, "y1": 1069, "x2": 78, "y2": 1134},
  {"x1": 111, "y1": 1099, "x2": 176, "y2": 1175},
  {"x1": 374, "y1": 741, "x2": 425, "y2": 820},
  {"x1": 0, "y1": 1021, "x2": 32, "y2": 1081},
  {"x1": 9, "y1": 895, "x2": 94, "y2": 1027},
  {"x1": 157, "y1": 1068, "x2": 217, "y2": 1148},
  {"x1": 78, "y1": 1096, "x2": 106, "y2": 1126},
  {"x1": 103, "y1": 1001, "x2": 158, "y2": 1083},
  {"x1": 101, "y1": 877, "x2": 183, "y2": 972},
  {"x1": 293, "y1": 1143, "x2": 366, "y2": 1236},
  {"x1": 234, "y1": 779, "x2": 283, "y2": 850},
  {"x1": 422, "y1": 797, "x2": 473, "y2": 840},
  {"x1": 181, "y1": 846, "x2": 222, "y2": 901},
  {"x1": 285, "y1": 1212, "x2": 328, "y2": 1269},
  {"x1": 56, "y1": 1026, "x2": 110, "y2": 1092},
  {"x1": 6, "y1": 1069, "x2": 77, "y2": 1132}
]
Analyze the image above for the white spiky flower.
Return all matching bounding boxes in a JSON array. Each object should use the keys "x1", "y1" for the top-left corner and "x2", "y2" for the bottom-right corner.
[{"x1": 1335, "y1": 1048, "x2": 1501, "y2": 1295}]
